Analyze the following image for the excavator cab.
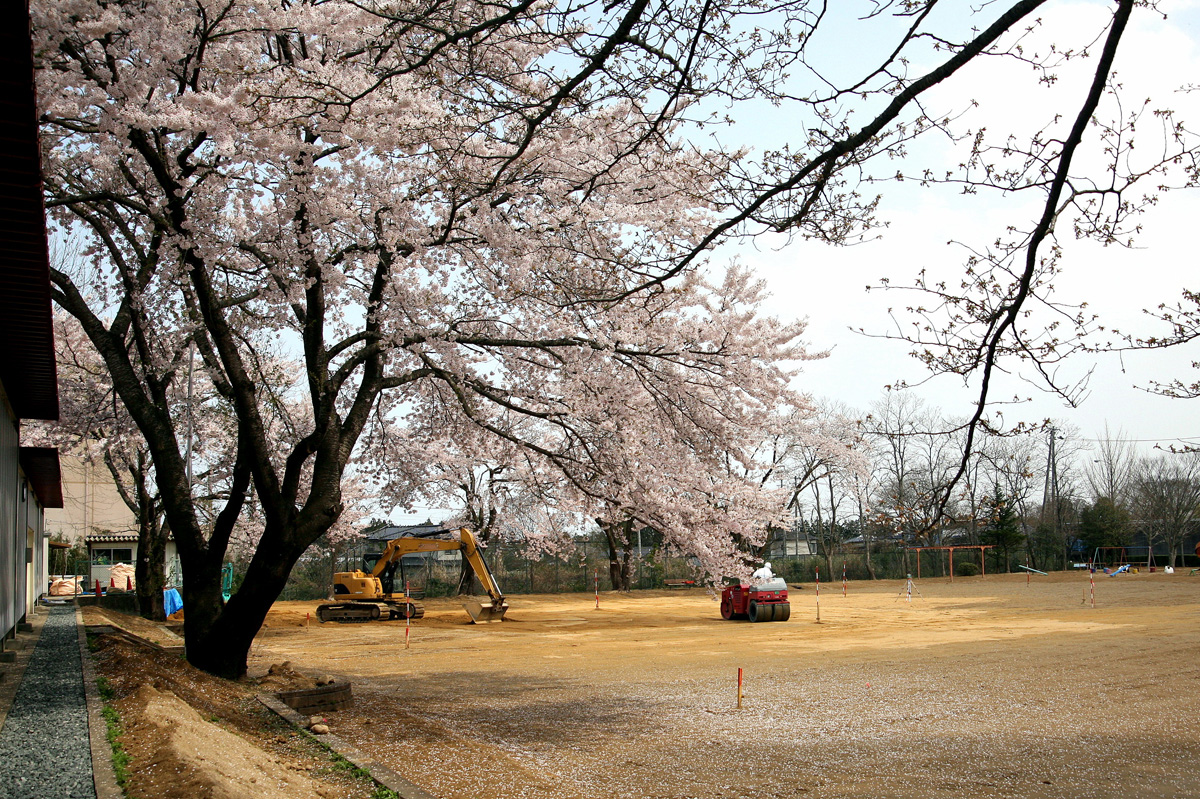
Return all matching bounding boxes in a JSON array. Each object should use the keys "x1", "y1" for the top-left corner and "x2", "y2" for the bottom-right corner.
[{"x1": 363, "y1": 554, "x2": 405, "y2": 597}]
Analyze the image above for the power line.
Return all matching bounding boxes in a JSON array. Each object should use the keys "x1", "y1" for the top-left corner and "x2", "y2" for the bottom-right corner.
[{"x1": 1074, "y1": 435, "x2": 1200, "y2": 444}]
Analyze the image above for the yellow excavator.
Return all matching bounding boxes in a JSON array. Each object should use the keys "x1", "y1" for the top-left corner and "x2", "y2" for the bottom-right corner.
[{"x1": 317, "y1": 528, "x2": 509, "y2": 624}]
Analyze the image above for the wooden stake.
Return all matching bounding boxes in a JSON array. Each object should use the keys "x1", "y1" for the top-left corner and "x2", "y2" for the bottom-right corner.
[{"x1": 737, "y1": 667, "x2": 743, "y2": 709}]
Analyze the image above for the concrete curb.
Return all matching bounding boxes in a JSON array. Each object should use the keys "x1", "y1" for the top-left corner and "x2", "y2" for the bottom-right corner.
[
  {"x1": 76, "y1": 606, "x2": 124, "y2": 799},
  {"x1": 257, "y1": 693, "x2": 438, "y2": 799}
]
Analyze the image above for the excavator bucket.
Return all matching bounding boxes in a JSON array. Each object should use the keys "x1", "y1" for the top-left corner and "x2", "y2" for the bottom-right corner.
[{"x1": 463, "y1": 598, "x2": 509, "y2": 623}]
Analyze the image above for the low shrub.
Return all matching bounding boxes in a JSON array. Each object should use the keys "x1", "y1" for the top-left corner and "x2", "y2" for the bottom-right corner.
[{"x1": 955, "y1": 561, "x2": 981, "y2": 577}]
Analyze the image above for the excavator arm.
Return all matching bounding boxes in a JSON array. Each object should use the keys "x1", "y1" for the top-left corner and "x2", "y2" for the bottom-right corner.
[
  {"x1": 456, "y1": 528, "x2": 508, "y2": 622},
  {"x1": 370, "y1": 528, "x2": 507, "y2": 623}
]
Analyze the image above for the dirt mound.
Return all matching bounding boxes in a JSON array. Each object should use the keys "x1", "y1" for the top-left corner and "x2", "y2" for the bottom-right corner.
[
  {"x1": 92, "y1": 635, "x2": 377, "y2": 798},
  {"x1": 256, "y1": 661, "x2": 322, "y2": 693},
  {"x1": 114, "y1": 684, "x2": 336, "y2": 799}
]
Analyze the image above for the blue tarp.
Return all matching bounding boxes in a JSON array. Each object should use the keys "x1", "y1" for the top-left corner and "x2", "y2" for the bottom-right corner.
[{"x1": 163, "y1": 588, "x2": 183, "y2": 616}]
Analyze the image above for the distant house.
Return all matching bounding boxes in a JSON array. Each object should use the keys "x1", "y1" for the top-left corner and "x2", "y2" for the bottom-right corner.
[
  {"x1": 361, "y1": 523, "x2": 464, "y2": 564},
  {"x1": 764, "y1": 537, "x2": 816, "y2": 558}
]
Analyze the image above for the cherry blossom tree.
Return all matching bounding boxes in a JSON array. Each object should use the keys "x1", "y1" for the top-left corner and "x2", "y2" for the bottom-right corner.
[
  {"x1": 35, "y1": 0, "x2": 1194, "y2": 679},
  {"x1": 28, "y1": 314, "x2": 174, "y2": 619},
  {"x1": 33, "y1": 0, "x2": 819, "y2": 677}
]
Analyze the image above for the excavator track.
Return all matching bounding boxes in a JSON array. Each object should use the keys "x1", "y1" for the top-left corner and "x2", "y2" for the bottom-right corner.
[
  {"x1": 386, "y1": 600, "x2": 424, "y2": 620},
  {"x1": 316, "y1": 602, "x2": 382, "y2": 623},
  {"x1": 316, "y1": 600, "x2": 424, "y2": 623}
]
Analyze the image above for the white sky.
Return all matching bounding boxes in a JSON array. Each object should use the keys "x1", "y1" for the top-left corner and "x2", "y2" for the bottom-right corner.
[{"x1": 722, "y1": 0, "x2": 1200, "y2": 457}]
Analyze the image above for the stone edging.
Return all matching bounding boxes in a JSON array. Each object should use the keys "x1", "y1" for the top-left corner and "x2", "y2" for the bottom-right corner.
[
  {"x1": 76, "y1": 606, "x2": 124, "y2": 799},
  {"x1": 256, "y1": 693, "x2": 439, "y2": 799}
]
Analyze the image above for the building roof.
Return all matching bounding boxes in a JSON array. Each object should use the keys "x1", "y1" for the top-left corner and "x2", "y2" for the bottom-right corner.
[
  {"x1": 84, "y1": 532, "x2": 139, "y2": 544},
  {"x1": 19, "y1": 446, "x2": 62, "y2": 508},
  {"x1": 84, "y1": 531, "x2": 174, "y2": 544},
  {"x1": 365, "y1": 523, "x2": 452, "y2": 542},
  {"x1": 0, "y1": 1, "x2": 58, "y2": 421}
]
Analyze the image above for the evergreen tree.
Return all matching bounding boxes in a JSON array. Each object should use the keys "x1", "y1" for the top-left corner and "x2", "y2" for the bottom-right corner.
[
  {"x1": 1078, "y1": 497, "x2": 1132, "y2": 562},
  {"x1": 981, "y1": 485, "x2": 1025, "y2": 572}
]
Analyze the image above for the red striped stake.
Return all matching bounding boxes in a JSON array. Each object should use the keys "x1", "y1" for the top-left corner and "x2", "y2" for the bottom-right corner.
[
  {"x1": 306, "y1": 612, "x2": 310, "y2": 629},
  {"x1": 842, "y1": 562, "x2": 847, "y2": 598},
  {"x1": 815, "y1": 567, "x2": 821, "y2": 623},
  {"x1": 405, "y1": 580, "x2": 411, "y2": 649},
  {"x1": 737, "y1": 667, "x2": 743, "y2": 709},
  {"x1": 595, "y1": 569, "x2": 599, "y2": 609},
  {"x1": 1090, "y1": 574, "x2": 1095, "y2": 608}
]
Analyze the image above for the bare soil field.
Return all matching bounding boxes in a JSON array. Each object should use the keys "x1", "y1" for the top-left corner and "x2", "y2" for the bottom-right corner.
[{"x1": 236, "y1": 571, "x2": 1200, "y2": 799}]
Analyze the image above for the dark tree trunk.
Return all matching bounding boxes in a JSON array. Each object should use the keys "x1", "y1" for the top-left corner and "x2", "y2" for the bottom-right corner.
[
  {"x1": 457, "y1": 529, "x2": 491, "y2": 595},
  {"x1": 457, "y1": 561, "x2": 478, "y2": 595},
  {"x1": 104, "y1": 450, "x2": 168, "y2": 620},
  {"x1": 135, "y1": 516, "x2": 167, "y2": 621},
  {"x1": 182, "y1": 527, "x2": 303, "y2": 679},
  {"x1": 601, "y1": 519, "x2": 634, "y2": 591}
]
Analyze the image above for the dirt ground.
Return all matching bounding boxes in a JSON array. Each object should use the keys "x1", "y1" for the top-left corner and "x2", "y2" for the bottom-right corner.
[{"x1": 92, "y1": 570, "x2": 1200, "y2": 798}]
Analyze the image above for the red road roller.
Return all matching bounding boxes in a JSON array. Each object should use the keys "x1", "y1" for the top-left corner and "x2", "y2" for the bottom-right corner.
[{"x1": 720, "y1": 578, "x2": 790, "y2": 622}]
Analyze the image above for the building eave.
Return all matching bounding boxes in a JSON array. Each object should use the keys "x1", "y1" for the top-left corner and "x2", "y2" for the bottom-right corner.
[
  {"x1": 0, "y1": 0, "x2": 58, "y2": 421},
  {"x1": 19, "y1": 446, "x2": 62, "y2": 508}
]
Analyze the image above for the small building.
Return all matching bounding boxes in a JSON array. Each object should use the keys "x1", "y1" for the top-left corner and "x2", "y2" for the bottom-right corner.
[
  {"x1": 361, "y1": 523, "x2": 463, "y2": 564},
  {"x1": 83, "y1": 532, "x2": 179, "y2": 590}
]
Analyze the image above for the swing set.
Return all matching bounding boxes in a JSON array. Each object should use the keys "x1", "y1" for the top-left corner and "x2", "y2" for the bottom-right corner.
[
  {"x1": 1089, "y1": 546, "x2": 1157, "y2": 572},
  {"x1": 904, "y1": 545, "x2": 995, "y2": 581}
]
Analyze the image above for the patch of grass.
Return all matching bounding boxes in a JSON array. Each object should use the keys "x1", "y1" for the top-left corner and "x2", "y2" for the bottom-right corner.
[
  {"x1": 101, "y1": 703, "x2": 131, "y2": 787},
  {"x1": 327, "y1": 750, "x2": 372, "y2": 781},
  {"x1": 303, "y1": 728, "x2": 394, "y2": 795},
  {"x1": 96, "y1": 675, "x2": 115, "y2": 702},
  {"x1": 87, "y1": 633, "x2": 101, "y2": 652}
]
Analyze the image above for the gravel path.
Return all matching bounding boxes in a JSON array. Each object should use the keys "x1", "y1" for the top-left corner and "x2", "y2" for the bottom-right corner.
[{"x1": 0, "y1": 606, "x2": 95, "y2": 799}]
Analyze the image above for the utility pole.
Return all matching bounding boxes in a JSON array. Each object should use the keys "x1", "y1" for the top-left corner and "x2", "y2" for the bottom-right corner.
[
  {"x1": 636, "y1": 524, "x2": 642, "y2": 590},
  {"x1": 1041, "y1": 426, "x2": 1062, "y2": 569}
]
